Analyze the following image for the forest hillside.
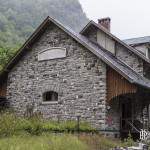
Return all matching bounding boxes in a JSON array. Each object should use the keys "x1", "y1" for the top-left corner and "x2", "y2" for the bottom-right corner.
[{"x1": 0, "y1": 0, "x2": 88, "y2": 69}]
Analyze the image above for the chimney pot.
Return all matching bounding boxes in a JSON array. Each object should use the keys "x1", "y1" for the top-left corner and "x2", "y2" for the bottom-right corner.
[{"x1": 98, "y1": 17, "x2": 111, "y2": 32}]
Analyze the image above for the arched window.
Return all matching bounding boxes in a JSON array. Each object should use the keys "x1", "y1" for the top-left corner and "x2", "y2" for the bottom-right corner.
[
  {"x1": 38, "y1": 47, "x2": 66, "y2": 61},
  {"x1": 43, "y1": 91, "x2": 58, "y2": 102}
]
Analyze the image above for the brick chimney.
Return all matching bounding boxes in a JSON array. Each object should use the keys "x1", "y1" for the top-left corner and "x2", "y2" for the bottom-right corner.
[{"x1": 98, "y1": 17, "x2": 111, "y2": 32}]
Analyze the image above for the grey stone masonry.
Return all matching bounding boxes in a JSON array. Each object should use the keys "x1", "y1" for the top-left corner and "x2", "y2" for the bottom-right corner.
[
  {"x1": 7, "y1": 23, "x2": 107, "y2": 129},
  {"x1": 116, "y1": 43, "x2": 143, "y2": 76},
  {"x1": 83, "y1": 28, "x2": 144, "y2": 76}
]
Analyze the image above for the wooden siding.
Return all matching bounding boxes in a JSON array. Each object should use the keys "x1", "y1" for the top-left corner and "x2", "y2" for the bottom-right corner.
[
  {"x1": 0, "y1": 83, "x2": 7, "y2": 98},
  {"x1": 107, "y1": 67, "x2": 137, "y2": 102}
]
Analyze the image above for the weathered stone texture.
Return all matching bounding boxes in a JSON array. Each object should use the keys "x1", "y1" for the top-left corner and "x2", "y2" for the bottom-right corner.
[
  {"x1": 84, "y1": 29, "x2": 144, "y2": 77},
  {"x1": 116, "y1": 43, "x2": 143, "y2": 75},
  {"x1": 7, "y1": 23, "x2": 107, "y2": 129},
  {"x1": 105, "y1": 100, "x2": 120, "y2": 132}
]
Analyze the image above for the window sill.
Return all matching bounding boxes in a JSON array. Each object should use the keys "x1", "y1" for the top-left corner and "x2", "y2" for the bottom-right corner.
[{"x1": 41, "y1": 101, "x2": 58, "y2": 105}]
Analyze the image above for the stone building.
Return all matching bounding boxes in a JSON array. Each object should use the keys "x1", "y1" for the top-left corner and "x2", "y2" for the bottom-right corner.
[
  {"x1": 124, "y1": 36, "x2": 150, "y2": 60},
  {"x1": 0, "y1": 16, "x2": 150, "y2": 139}
]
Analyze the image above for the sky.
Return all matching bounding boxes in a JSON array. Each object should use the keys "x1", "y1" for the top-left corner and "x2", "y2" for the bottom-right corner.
[{"x1": 79, "y1": 0, "x2": 150, "y2": 39}]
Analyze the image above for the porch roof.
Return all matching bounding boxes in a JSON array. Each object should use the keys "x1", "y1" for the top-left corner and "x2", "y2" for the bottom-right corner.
[{"x1": 124, "y1": 36, "x2": 150, "y2": 46}]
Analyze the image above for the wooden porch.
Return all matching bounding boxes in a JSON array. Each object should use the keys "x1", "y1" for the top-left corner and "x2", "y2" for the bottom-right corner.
[{"x1": 107, "y1": 67, "x2": 150, "y2": 139}]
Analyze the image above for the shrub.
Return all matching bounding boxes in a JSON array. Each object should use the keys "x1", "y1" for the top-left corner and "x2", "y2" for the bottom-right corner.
[
  {"x1": 43, "y1": 120, "x2": 97, "y2": 133},
  {"x1": 60, "y1": 121, "x2": 77, "y2": 132},
  {"x1": 79, "y1": 122, "x2": 97, "y2": 133},
  {"x1": 42, "y1": 121, "x2": 61, "y2": 132},
  {"x1": 122, "y1": 133, "x2": 135, "y2": 147},
  {"x1": 43, "y1": 120, "x2": 78, "y2": 133}
]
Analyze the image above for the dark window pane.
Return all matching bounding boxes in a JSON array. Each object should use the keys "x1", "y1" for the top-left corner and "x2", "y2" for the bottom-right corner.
[{"x1": 43, "y1": 91, "x2": 58, "y2": 102}]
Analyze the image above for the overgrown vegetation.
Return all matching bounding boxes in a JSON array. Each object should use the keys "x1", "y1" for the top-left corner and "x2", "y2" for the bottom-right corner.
[
  {"x1": 0, "y1": 134, "x2": 89, "y2": 150},
  {"x1": 0, "y1": 111, "x2": 137, "y2": 150},
  {"x1": 0, "y1": 45, "x2": 20, "y2": 69},
  {"x1": 0, "y1": 133, "x2": 136, "y2": 150},
  {"x1": 79, "y1": 134, "x2": 136, "y2": 150},
  {"x1": 0, "y1": 111, "x2": 97, "y2": 137}
]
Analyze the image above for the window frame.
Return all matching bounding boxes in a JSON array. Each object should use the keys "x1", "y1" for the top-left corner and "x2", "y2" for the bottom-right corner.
[
  {"x1": 42, "y1": 91, "x2": 58, "y2": 104},
  {"x1": 38, "y1": 47, "x2": 66, "y2": 61}
]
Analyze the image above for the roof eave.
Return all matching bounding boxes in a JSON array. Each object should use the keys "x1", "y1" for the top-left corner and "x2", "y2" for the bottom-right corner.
[
  {"x1": 134, "y1": 82, "x2": 150, "y2": 90},
  {"x1": 80, "y1": 20, "x2": 93, "y2": 34},
  {"x1": 131, "y1": 42, "x2": 150, "y2": 47}
]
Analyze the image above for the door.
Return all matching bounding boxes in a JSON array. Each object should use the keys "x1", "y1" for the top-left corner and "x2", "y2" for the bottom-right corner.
[
  {"x1": 121, "y1": 100, "x2": 133, "y2": 132},
  {"x1": 120, "y1": 99, "x2": 141, "y2": 139}
]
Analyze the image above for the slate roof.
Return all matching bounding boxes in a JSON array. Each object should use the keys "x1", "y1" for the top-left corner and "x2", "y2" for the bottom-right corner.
[
  {"x1": 77, "y1": 35, "x2": 150, "y2": 89},
  {"x1": 1, "y1": 16, "x2": 150, "y2": 89},
  {"x1": 80, "y1": 21, "x2": 150, "y2": 64},
  {"x1": 124, "y1": 36, "x2": 150, "y2": 45}
]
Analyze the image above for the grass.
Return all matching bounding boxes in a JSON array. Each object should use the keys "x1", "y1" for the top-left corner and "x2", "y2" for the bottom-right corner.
[
  {"x1": 0, "y1": 133, "x2": 135, "y2": 150},
  {"x1": 0, "y1": 111, "x2": 136, "y2": 150},
  {"x1": 79, "y1": 134, "x2": 123, "y2": 150},
  {"x1": 0, "y1": 134, "x2": 89, "y2": 150},
  {"x1": 0, "y1": 111, "x2": 97, "y2": 137}
]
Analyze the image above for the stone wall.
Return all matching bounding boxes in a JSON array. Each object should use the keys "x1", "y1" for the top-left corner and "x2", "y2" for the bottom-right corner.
[
  {"x1": 105, "y1": 98, "x2": 121, "y2": 133},
  {"x1": 116, "y1": 43, "x2": 143, "y2": 76},
  {"x1": 83, "y1": 29, "x2": 144, "y2": 76},
  {"x1": 7, "y1": 23, "x2": 107, "y2": 129}
]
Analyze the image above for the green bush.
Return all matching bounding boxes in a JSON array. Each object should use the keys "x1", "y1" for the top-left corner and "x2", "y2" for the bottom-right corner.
[
  {"x1": 79, "y1": 122, "x2": 97, "y2": 133},
  {"x1": 43, "y1": 120, "x2": 97, "y2": 133},
  {"x1": 122, "y1": 133, "x2": 135, "y2": 147},
  {"x1": 42, "y1": 121, "x2": 61, "y2": 132},
  {"x1": 60, "y1": 121, "x2": 77, "y2": 132}
]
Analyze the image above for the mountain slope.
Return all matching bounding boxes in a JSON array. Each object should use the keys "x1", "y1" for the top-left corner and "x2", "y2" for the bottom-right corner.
[
  {"x1": 0, "y1": 0, "x2": 88, "y2": 68},
  {"x1": 0, "y1": 0, "x2": 88, "y2": 46}
]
